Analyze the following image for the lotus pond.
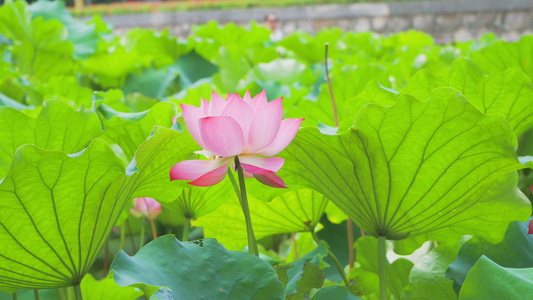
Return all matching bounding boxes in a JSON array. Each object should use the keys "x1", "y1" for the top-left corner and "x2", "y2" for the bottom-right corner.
[{"x1": 0, "y1": 0, "x2": 533, "y2": 299}]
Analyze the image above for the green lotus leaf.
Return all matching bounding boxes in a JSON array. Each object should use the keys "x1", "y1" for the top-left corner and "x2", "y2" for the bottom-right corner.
[
  {"x1": 401, "y1": 240, "x2": 467, "y2": 300},
  {"x1": 279, "y1": 88, "x2": 531, "y2": 253},
  {"x1": 458, "y1": 256, "x2": 533, "y2": 299},
  {"x1": 469, "y1": 35, "x2": 533, "y2": 80},
  {"x1": 403, "y1": 58, "x2": 533, "y2": 136},
  {"x1": 35, "y1": 75, "x2": 93, "y2": 108},
  {"x1": 122, "y1": 68, "x2": 179, "y2": 99},
  {"x1": 194, "y1": 188, "x2": 328, "y2": 251},
  {"x1": 129, "y1": 126, "x2": 198, "y2": 203},
  {"x1": 82, "y1": 46, "x2": 150, "y2": 88},
  {"x1": 98, "y1": 102, "x2": 177, "y2": 162},
  {"x1": 0, "y1": 100, "x2": 101, "y2": 179},
  {"x1": 80, "y1": 273, "x2": 142, "y2": 300},
  {"x1": 446, "y1": 218, "x2": 533, "y2": 287},
  {"x1": 0, "y1": 139, "x2": 126, "y2": 290},
  {"x1": 110, "y1": 235, "x2": 285, "y2": 300},
  {"x1": 312, "y1": 286, "x2": 363, "y2": 300},
  {"x1": 158, "y1": 179, "x2": 233, "y2": 226},
  {"x1": 0, "y1": 0, "x2": 75, "y2": 80},
  {"x1": 124, "y1": 28, "x2": 191, "y2": 69},
  {"x1": 28, "y1": 0, "x2": 101, "y2": 59},
  {"x1": 276, "y1": 242, "x2": 327, "y2": 299}
]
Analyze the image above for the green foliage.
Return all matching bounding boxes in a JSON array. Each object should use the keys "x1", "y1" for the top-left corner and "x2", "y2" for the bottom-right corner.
[
  {"x1": 80, "y1": 274, "x2": 143, "y2": 300},
  {"x1": 403, "y1": 58, "x2": 533, "y2": 136},
  {"x1": 458, "y1": 256, "x2": 533, "y2": 299},
  {"x1": 110, "y1": 235, "x2": 285, "y2": 299},
  {"x1": 446, "y1": 218, "x2": 533, "y2": 288},
  {"x1": 280, "y1": 88, "x2": 531, "y2": 253},
  {"x1": 0, "y1": 140, "x2": 126, "y2": 290},
  {"x1": 312, "y1": 285, "x2": 364, "y2": 300},
  {"x1": 350, "y1": 237, "x2": 413, "y2": 299},
  {"x1": 0, "y1": 100, "x2": 101, "y2": 178},
  {"x1": 194, "y1": 189, "x2": 327, "y2": 250},
  {"x1": 1, "y1": 2, "x2": 533, "y2": 298}
]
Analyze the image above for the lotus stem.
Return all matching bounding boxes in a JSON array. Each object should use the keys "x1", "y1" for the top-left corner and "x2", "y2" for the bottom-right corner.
[
  {"x1": 347, "y1": 219, "x2": 354, "y2": 270},
  {"x1": 33, "y1": 289, "x2": 40, "y2": 300},
  {"x1": 378, "y1": 236, "x2": 387, "y2": 300},
  {"x1": 325, "y1": 42, "x2": 356, "y2": 273},
  {"x1": 182, "y1": 217, "x2": 191, "y2": 242},
  {"x1": 292, "y1": 232, "x2": 298, "y2": 260},
  {"x1": 230, "y1": 157, "x2": 259, "y2": 256},
  {"x1": 139, "y1": 218, "x2": 146, "y2": 250},
  {"x1": 102, "y1": 241, "x2": 109, "y2": 278},
  {"x1": 149, "y1": 218, "x2": 158, "y2": 240},
  {"x1": 312, "y1": 231, "x2": 349, "y2": 285},
  {"x1": 74, "y1": 283, "x2": 83, "y2": 300},
  {"x1": 57, "y1": 288, "x2": 66, "y2": 300},
  {"x1": 125, "y1": 219, "x2": 136, "y2": 252},
  {"x1": 324, "y1": 43, "x2": 338, "y2": 128},
  {"x1": 12, "y1": 292, "x2": 17, "y2": 300},
  {"x1": 119, "y1": 224, "x2": 125, "y2": 250}
]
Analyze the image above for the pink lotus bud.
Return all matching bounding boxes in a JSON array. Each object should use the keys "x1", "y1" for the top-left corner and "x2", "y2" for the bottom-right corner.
[
  {"x1": 529, "y1": 220, "x2": 533, "y2": 235},
  {"x1": 130, "y1": 197, "x2": 162, "y2": 221}
]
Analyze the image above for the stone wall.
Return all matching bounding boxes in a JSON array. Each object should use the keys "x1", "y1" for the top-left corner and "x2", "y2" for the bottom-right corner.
[{"x1": 90, "y1": 0, "x2": 533, "y2": 43}]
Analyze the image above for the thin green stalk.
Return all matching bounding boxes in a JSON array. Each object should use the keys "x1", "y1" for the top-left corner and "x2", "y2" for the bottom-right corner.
[
  {"x1": 325, "y1": 42, "x2": 356, "y2": 271},
  {"x1": 57, "y1": 288, "x2": 66, "y2": 300},
  {"x1": 33, "y1": 290, "x2": 40, "y2": 300},
  {"x1": 182, "y1": 217, "x2": 191, "y2": 242},
  {"x1": 347, "y1": 219, "x2": 354, "y2": 270},
  {"x1": 12, "y1": 292, "x2": 17, "y2": 300},
  {"x1": 227, "y1": 168, "x2": 243, "y2": 206},
  {"x1": 378, "y1": 236, "x2": 387, "y2": 300},
  {"x1": 312, "y1": 231, "x2": 349, "y2": 285},
  {"x1": 292, "y1": 232, "x2": 298, "y2": 260},
  {"x1": 118, "y1": 224, "x2": 125, "y2": 250},
  {"x1": 234, "y1": 157, "x2": 259, "y2": 256},
  {"x1": 74, "y1": 283, "x2": 83, "y2": 300},
  {"x1": 125, "y1": 219, "x2": 137, "y2": 252},
  {"x1": 139, "y1": 218, "x2": 146, "y2": 250},
  {"x1": 149, "y1": 218, "x2": 158, "y2": 240}
]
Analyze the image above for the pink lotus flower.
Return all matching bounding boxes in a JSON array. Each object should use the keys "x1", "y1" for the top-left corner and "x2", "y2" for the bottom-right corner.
[
  {"x1": 170, "y1": 90, "x2": 303, "y2": 188},
  {"x1": 130, "y1": 197, "x2": 162, "y2": 221}
]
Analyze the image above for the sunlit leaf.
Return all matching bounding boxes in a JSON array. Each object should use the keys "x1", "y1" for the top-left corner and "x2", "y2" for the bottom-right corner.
[
  {"x1": 280, "y1": 88, "x2": 531, "y2": 253},
  {"x1": 81, "y1": 274, "x2": 142, "y2": 300},
  {"x1": 0, "y1": 100, "x2": 101, "y2": 178},
  {"x1": 98, "y1": 102, "x2": 177, "y2": 162},
  {"x1": 402, "y1": 241, "x2": 466, "y2": 300},
  {"x1": 194, "y1": 189, "x2": 328, "y2": 251},
  {"x1": 0, "y1": 139, "x2": 126, "y2": 290},
  {"x1": 403, "y1": 58, "x2": 533, "y2": 135}
]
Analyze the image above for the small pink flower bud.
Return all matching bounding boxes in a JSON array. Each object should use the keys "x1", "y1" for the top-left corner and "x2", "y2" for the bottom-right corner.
[
  {"x1": 529, "y1": 220, "x2": 533, "y2": 235},
  {"x1": 130, "y1": 197, "x2": 162, "y2": 221}
]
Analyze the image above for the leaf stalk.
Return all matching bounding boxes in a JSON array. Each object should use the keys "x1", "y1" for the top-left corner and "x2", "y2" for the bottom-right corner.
[{"x1": 378, "y1": 236, "x2": 387, "y2": 300}]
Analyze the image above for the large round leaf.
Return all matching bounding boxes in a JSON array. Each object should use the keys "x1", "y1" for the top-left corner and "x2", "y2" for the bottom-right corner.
[
  {"x1": 403, "y1": 58, "x2": 533, "y2": 136},
  {"x1": 0, "y1": 100, "x2": 101, "y2": 178},
  {"x1": 0, "y1": 139, "x2": 126, "y2": 290},
  {"x1": 110, "y1": 235, "x2": 285, "y2": 300},
  {"x1": 280, "y1": 88, "x2": 531, "y2": 253}
]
